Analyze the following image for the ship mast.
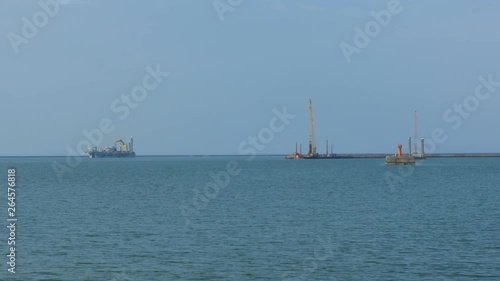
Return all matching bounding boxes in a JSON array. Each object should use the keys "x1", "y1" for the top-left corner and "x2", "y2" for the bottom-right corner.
[{"x1": 308, "y1": 98, "x2": 317, "y2": 156}]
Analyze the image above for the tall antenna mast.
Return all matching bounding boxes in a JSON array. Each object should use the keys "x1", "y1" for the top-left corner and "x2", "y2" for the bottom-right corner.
[
  {"x1": 308, "y1": 98, "x2": 317, "y2": 156},
  {"x1": 414, "y1": 110, "x2": 418, "y2": 155}
]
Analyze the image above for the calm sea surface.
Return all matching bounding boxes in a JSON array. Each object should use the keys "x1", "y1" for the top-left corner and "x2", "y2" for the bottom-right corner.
[{"x1": 0, "y1": 156, "x2": 499, "y2": 280}]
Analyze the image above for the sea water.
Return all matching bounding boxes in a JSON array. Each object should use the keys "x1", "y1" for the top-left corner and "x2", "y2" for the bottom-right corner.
[{"x1": 0, "y1": 156, "x2": 498, "y2": 280}]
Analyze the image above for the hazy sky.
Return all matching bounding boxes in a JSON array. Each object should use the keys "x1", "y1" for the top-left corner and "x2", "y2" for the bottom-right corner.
[{"x1": 1, "y1": 0, "x2": 500, "y2": 156}]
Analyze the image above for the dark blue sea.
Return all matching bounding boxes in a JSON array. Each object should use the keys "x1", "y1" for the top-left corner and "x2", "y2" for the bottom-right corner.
[{"x1": 0, "y1": 156, "x2": 499, "y2": 280}]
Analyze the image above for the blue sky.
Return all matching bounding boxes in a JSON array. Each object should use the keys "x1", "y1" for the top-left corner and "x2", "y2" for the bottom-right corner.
[{"x1": 1, "y1": 0, "x2": 500, "y2": 156}]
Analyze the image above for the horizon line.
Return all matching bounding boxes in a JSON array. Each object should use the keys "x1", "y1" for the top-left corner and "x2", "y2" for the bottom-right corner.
[{"x1": 2, "y1": 153, "x2": 500, "y2": 158}]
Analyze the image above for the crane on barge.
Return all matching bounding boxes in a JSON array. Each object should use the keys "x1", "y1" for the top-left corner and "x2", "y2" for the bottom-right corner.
[
  {"x1": 115, "y1": 139, "x2": 128, "y2": 152},
  {"x1": 308, "y1": 98, "x2": 317, "y2": 157},
  {"x1": 285, "y1": 99, "x2": 335, "y2": 159}
]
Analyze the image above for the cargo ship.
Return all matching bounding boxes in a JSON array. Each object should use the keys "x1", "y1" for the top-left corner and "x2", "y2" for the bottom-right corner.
[{"x1": 86, "y1": 137, "x2": 136, "y2": 158}]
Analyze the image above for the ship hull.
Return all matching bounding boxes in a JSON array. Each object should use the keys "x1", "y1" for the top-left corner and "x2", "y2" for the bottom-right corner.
[{"x1": 88, "y1": 152, "x2": 136, "y2": 158}]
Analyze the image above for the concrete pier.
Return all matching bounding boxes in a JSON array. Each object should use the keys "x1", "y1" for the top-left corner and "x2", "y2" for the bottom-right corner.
[
  {"x1": 385, "y1": 155, "x2": 416, "y2": 165},
  {"x1": 385, "y1": 144, "x2": 416, "y2": 165},
  {"x1": 284, "y1": 153, "x2": 500, "y2": 159}
]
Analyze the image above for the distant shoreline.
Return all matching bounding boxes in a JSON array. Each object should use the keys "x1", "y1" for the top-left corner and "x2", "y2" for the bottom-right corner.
[{"x1": 2, "y1": 153, "x2": 500, "y2": 158}]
